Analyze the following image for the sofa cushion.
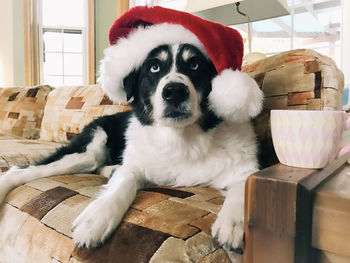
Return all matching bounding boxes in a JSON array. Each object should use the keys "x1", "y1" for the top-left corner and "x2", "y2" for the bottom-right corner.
[
  {"x1": 0, "y1": 85, "x2": 52, "y2": 139},
  {"x1": 0, "y1": 134, "x2": 63, "y2": 172},
  {"x1": 242, "y1": 49, "x2": 344, "y2": 167},
  {"x1": 0, "y1": 176, "x2": 230, "y2": 263},
  {"x1": 39, "y1": 85, "x2": 131, "y2": 143}
]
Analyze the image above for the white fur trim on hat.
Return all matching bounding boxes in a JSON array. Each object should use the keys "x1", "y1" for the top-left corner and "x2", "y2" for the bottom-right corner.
[
  {"x1": 208, "y1": 69, "x2": 264, "y2": 122},
  {"x1": 98, "y1": 23, "x2": 206, "y2": 103}
]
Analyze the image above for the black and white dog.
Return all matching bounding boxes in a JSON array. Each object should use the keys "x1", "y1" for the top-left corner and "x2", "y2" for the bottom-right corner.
[{"x1": 0, "y1": 23, "x2": 263, "y2": 258}]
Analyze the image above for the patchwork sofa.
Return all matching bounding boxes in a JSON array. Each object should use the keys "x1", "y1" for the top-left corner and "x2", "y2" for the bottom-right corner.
[{"x1": 0, "y1": 49, "x2": 344, "y2": 263}]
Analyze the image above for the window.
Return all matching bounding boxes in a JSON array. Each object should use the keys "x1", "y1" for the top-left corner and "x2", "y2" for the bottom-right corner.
[
  {"x1": 292, "y1": 0, "x2": 341, "y2": 65},
  {"x1": 42, "y1": 28, "x2": 84, "y2": 86},
  {"x1": 38, "y1": 0, "x2": 88, "y2": 86},
  {"x1": 233, "y1": 0, "x2": 342, "y2": 67}
]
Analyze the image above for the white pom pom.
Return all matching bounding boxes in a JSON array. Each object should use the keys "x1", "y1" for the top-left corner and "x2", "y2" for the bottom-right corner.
[{"x1": 208, "y1": 69, "x2": 263, "y2": 122}]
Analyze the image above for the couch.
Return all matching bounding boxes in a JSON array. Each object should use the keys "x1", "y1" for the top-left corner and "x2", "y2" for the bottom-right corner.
[{"x1": 0, "y1": 49, "x2": 344, "y2": 263}]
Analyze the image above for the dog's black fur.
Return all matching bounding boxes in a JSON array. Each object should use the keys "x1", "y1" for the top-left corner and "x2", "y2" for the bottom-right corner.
[{"x1": 36, "y1": 112, "x2": 132, "y2": 167}]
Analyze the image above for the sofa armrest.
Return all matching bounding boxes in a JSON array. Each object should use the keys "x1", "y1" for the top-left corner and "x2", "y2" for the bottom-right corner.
[
  {"x1": 243, "y1": 154, "x2": 349, "y2": 263},
  {"x1": 242, "y1": 49, "x2": 345, "y2": 168}
]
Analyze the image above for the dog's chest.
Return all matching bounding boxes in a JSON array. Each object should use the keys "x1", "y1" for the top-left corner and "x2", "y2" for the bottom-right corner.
[
  {"x1": 123, "y1": 117, "x2": 258, "y2": 187},
  {"x1": 127, "y1": 118, "x2": 214, "y2": 164}
]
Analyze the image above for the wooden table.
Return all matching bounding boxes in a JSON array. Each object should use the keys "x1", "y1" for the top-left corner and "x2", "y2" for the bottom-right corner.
[{"x1": 243, "y1": 154, "x2": 350, "y2": 263}]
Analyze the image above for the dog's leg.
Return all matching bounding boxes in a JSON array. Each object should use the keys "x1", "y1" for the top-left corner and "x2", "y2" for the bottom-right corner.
[
  {"x1": 211, "y1": 180, "x2": 245, "y2": 258},
  {"x1": 72, "y1": 165, "x2": 143, "y2": 248},
  {"x1": 96, "y1": 164, "x2": 122, "y2": 179},
  {"x1": 0, "y1": 127, "x2": 108, "y2": 204}
]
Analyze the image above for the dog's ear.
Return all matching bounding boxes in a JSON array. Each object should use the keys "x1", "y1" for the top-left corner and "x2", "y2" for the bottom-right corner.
[
  {"x1": 123, "y1": 70, "x2": 138, "y2": 102},
  {"x1": 98, "y1": 44, "x2": 140, "y2": 104}
]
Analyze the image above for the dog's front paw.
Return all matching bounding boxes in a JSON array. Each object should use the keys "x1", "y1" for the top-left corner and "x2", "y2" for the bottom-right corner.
[
  {"x1": 97, "y1": 165, "x2": 121, "y2": 179},
  {"x1": 72, "y1": 198, "x2": 121, "y2": 248},
  {"x1": 211, "y1": 215, "x2": 244, "y2": 254}
]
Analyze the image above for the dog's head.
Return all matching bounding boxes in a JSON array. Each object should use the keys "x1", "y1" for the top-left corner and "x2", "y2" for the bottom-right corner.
[
  {"x1": 99, "y1": 7, "x2": 250, "y2": 129},
  {"x1": 98, "y1": 17, "x2": 246, "y2": 129},
  {"x1": 99, "y1": 23, "x2": 223, "y2": 130},
  {"x1": 123, "y1": 43, "x2": 219, "y2": 128}
]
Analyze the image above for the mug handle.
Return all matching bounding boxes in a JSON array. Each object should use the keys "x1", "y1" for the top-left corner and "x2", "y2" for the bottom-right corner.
[{"x1": 337, "y1": 113, "x2": 350, "y2": 158}]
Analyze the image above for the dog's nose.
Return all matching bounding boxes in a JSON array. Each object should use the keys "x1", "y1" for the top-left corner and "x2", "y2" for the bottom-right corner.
[{"x1": 162, "y1": 83, "x2": 189, "y2": 104}]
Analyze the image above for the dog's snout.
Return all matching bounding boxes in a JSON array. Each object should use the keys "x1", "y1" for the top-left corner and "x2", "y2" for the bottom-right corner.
[{"x1": 162, "y1": 83, "x2": 189, "y2": 104}]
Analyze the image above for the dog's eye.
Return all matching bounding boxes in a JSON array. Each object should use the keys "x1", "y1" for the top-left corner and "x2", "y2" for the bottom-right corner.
[
  {"x1": 150, "y1": 64, "x2": 160, "y2": 73},
  {"x1": 189, "y1": 60, "x2": 199, "y2": 70}
]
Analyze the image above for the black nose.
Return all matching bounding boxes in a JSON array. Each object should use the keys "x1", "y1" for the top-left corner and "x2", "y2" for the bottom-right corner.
[{"x1": 162, "y1": 83, "x2": 189, "y2": 104}]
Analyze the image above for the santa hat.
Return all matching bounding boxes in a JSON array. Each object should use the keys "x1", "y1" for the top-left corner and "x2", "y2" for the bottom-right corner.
[{"x1": 99, "y1": 6, "x2": 244, "y2": 104}]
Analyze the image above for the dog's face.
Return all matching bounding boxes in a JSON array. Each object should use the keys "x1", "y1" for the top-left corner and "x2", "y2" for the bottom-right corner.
[{"x1": 124, "y1": 44, "x2": 220, "y2": 129}]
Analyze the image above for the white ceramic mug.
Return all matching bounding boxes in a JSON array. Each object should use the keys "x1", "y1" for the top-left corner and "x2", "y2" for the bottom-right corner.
[{"x1": 270, "y1": 110, "x2": 350, "y2": 169}]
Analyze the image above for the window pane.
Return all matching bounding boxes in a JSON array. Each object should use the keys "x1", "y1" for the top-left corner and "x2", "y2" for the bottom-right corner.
[
  {"x1": 43, "y1": 31, "x2": 62, "y2": 52},
  {"x1": 43, "y1": 53, "x2": 63, "y2": 75},
  {"x1": 42, "y1": 0, "x2": 84, "y2": 27},
  {"x1": 64, "y1": 32, "x2": 82, "y2": 53},
  {"x1": 64, "y1": 76, "x2": 83, "y2": 85},
  {"x1": 64, "y1": 53, "x2": 83, "y2": 75},
  {"x1": 44, "y1": 75, "x2": 63, "y2": 86},
  {"x1": 292, "y1": 4, "x2": 341, "y2": 68},
  {"x1": 251, "y1": 15, "x2": 292, "y2": 55}
]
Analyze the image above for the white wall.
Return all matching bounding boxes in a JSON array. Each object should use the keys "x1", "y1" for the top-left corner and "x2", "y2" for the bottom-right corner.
[
  {"x1": 342, "y1": 0, "x2": 350, "y2": 87},
  {"x1": 0, "y1": 0, "x2": 14, "y2": 87},
  {"x1": 12, "y1": 0, "x2": 25, "y2": 86}
]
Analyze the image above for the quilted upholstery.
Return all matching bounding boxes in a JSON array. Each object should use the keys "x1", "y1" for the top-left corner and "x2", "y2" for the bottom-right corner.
[
  {"x1": 39, "y1": 85, "x2": 131, "y2": 143},
  {"x1": 0, "y1": 85, "x2": 52, "y2": 139},
  {"x1": 0, "y1": 134, "x2": 63, "y2": 172},
  {"x1": 0, "y1": 175, "x2": 230, "y2": 263}
]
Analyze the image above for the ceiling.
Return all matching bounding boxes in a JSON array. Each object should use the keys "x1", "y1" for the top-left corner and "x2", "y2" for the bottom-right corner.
[{"x1": 193, "y1": 0, "x2": 290, "y2": 25}]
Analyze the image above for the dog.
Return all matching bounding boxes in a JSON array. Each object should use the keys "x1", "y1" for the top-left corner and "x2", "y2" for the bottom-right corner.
[{"x1": 0, "y1": 18, "x2": 263, "y2": 260}]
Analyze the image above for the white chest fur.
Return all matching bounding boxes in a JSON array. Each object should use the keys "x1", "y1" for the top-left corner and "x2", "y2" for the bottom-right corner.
[{"x1": 123, "y1": 117, "x2": 259, "y2": 189}]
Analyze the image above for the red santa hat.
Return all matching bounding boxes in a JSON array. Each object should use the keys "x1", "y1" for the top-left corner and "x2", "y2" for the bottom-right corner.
[{"x1": 99, "y1": 5, "x2": 245, "y2": 104}]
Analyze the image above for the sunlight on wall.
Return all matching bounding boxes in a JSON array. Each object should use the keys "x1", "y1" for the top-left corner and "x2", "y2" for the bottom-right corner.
[
  {"x1": 0, "y1": 0, "x2": 14, "y2": 87},
  {"x1": 0, "y1": 60, "x2": 3, "y2": 87}
]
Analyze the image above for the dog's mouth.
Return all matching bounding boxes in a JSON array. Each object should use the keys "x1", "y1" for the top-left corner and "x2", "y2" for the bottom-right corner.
[
  {"x1": 163, "y1": 105, "x2": 192, "y2": 121},
  {"x1": 154, "y1": 80, "x2": 200, "y2": 127}
]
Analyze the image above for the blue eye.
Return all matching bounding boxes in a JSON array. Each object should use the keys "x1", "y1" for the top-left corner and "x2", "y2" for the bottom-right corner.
[
  {"x1": 150, "y1": 64, "x2": 160, "y2": 73},
  {"x1": 190, "y1": 62, "x2": 199, "y2": 70},
  {"x1": 189, "y1": 59, "x2": 199, "y2": 70}
]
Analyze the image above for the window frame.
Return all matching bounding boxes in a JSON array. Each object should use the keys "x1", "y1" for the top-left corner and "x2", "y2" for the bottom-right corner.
[
  {"x1": 24, "y1": 0, "x2": 95, "y2": 86},
  {"x1": 39, "y1": 26, "x2": 86, "y2": 86}
]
